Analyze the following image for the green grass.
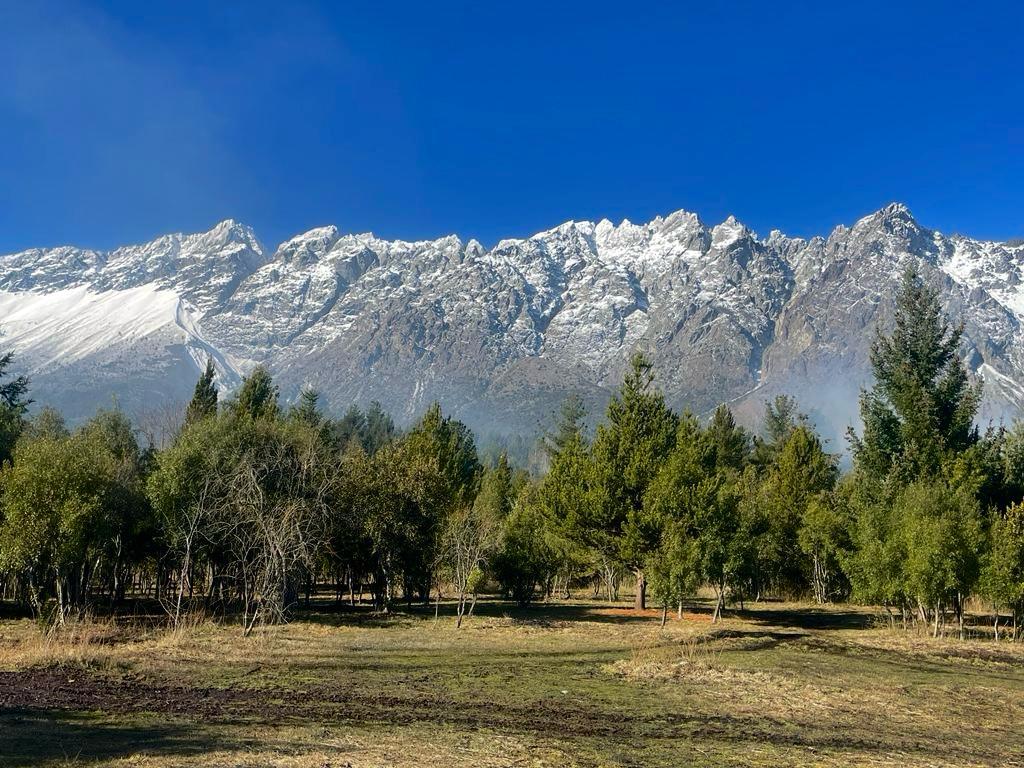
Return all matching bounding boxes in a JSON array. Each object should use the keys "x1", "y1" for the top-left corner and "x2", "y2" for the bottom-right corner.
[{"x1": 2, "y1": 599, "x2": 1023, "y2": 767}]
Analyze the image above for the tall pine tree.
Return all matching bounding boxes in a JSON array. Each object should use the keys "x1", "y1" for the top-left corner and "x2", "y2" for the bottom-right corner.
[
  {"x1": 232, "y1": 366, "x2": 279, "y2": 420},
  {"x1": 184, "y1": 358, "x2": 218, "y2": 427},
  {"x1": 589, "y1": 352, "x2": 678, "y2": 609},
  {"x1": 0, "y1": 348, "x2": 30, "y2": 465},
  {"x1": 544, "y1": 393, "x2": 587, "y2": 460},
  {"x1": 292, "y1": 388, "x2": 323, "y2": 427},
  {"x1": 851, "y1": 268, "x2": 981, "y2": 481},
  {"x1": 847, "y1": 268, "x2": 985, "y2": 620}
]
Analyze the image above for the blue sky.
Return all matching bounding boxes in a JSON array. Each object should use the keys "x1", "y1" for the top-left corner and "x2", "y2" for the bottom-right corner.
[{"x1": 0, "y1": 1, "x2": 1021, "y2": 253}]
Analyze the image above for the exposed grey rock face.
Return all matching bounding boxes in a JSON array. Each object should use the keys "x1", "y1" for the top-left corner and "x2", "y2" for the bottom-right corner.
[{"x1": 1, "y1": 204, "x2": 1021, "y2": 444}]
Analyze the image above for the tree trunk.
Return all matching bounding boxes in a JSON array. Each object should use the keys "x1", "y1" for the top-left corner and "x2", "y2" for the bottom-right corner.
[
  {"x1": 174, "y1": 539, "x2": 192, "y2": 627},
  {"x1": 660, "y1": 603, "x2": 667, "y2": 628},
  {"x1": 712, "y1": 586, "x2": 725, "y2": 623},
  {"x1": 957, "y1": 592, "x2": 965, "y2": 641},
  {"x1": 456, "y1": 588, "x2": 466, "y2": 628},
  {"x1": 677, "y1": 599, "x2": 683, "y2": 620},
  {"x1": 633, "y1": 570, "x2": 646, "y2": 611},
  {"x1": 812, "y1": 552, "x2": 824, "y2": 604}
]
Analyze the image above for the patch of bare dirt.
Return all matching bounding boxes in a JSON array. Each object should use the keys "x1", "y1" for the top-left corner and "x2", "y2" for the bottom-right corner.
[{"x1": 0, "y1": 667, "x2": 956, "y2": 760}]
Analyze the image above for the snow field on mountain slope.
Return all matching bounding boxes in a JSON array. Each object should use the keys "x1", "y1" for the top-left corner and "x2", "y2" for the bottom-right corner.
[{"x1": 0, "y1": 285, "x2": 200, "y2": 373}]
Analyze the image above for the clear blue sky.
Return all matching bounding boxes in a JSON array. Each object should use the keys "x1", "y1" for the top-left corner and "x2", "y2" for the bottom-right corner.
[{"x1": 1, "y1": 0, "x2": 1021, "y2": 253}]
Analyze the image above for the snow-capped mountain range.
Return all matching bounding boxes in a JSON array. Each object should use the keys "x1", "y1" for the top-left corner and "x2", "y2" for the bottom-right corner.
[{"x1": 1, "y1": 204, "x2": 1022, "y2": 444}]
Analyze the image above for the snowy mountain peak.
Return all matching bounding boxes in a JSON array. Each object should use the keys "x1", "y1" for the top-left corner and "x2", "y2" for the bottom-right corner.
[
  {"x1": 3, "y1": 203, "x2": 1023, "y2": 442},
  {"x1": 658, "y1": 208, "x2": 704, "y2": 232},
  {"x1": 711, "y1": 215, "x2": 750, "y2": 248},
  {"x1": 857, "y1": 202, "x2": 921, "y2": 232},
  {"x1": 274, "y1": 226, "x2": 342, "y2": 266}
]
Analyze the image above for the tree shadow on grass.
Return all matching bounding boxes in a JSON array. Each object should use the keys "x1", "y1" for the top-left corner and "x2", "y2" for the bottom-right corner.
[
  {"x1": 299, "y1": 598, "x2": 873, "y2": 631},
  {"x1": 0, "y1": 710, "x2": 230, "y2": 767},
  {"x1": 299, "y1": 599, "x2": 695, "y2": 629},
  {"x1": 736, "y1": 605, "x2": 875, "y2": 631}
]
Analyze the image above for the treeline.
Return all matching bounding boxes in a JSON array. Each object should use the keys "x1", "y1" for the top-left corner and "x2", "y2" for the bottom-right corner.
[{"x1": 1, "y1": 270, "x2": 1023, "y2": 639}]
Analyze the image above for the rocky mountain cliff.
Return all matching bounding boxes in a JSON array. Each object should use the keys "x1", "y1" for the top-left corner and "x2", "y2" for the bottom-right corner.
[{"x1": 1, "y1": 204, "x2": 1022, "y2": 446}]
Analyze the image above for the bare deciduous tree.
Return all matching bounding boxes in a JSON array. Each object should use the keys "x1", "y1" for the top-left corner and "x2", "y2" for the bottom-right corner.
[{"x1": 437, "y1": 504, "x2": 501, "y2": 627}]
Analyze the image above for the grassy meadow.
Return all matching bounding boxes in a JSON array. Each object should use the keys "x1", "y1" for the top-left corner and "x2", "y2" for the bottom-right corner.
[{"x1": 2, "y1": 598, "x2": 1023, "y2": 768}]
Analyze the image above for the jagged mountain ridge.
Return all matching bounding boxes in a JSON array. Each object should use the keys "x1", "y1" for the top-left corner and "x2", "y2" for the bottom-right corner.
[{"x1": 1, "y1": 204, "x2": 1022, "y2": 444}]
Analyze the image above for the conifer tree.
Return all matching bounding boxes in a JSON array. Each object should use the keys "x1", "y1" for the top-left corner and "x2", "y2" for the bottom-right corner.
[
  {"x1": 589, "y1": 352, "x2": 678, "y2": 609},
  {"x1": 643, "y1": 414, "x2": 717, "y2": 620},
  {"x1": 328, "y1": 405, "x2": 367, "y2": 452},
  {"x1": 184, "y1": 358, "x2": 218, "y2": 426},
  {"x1": 763, "y1": 394, "x2": 802, "y2": 446},
  {"x1": 752, "y1": 394, "x2": 806, "y2": 467},
  {"x1": 0, "y1": 348, "x2": 30, "y2": 464},
  {"x1": 232, "y1": 366, "x2": 279, "y2": 420},
  {"x1": 292, "y1": 388, "x2": 323, "y2": 427},
  {"x1": 534, "y1": 413, "x2": 595, "y2": 597},
  {"x1": 544, "y1": 393, "x2": 586, "y2": 460},
  {"x1": 707, "y1": 405, "x2": 750, "y2": 473},
  {"x1": 851, "y1": 268, "x2": 981, "y2": 481},
  {"x1": 760, "y1": 425, "x2": 841, "y2": 598},
  {"x1": 364, "y1": 401, "x2": 396, "y2": 454},
  {"x1": 847, "y1": 269, "x2": 984, "y2": 622}
]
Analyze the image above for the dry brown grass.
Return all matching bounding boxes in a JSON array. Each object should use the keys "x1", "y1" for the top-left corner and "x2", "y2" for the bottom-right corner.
[
  {"x1": 0, "y1": 616, "x2": 123, "y2": 670},
  {"x1": 3, "y1": 600, "x2": 1024, "y2": 768}
]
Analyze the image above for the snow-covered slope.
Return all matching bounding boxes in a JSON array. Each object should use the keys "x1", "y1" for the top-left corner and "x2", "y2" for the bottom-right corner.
[
  {"x1": 1, "y1": 205, "x2": 1022, "y2": 441},
  {"x1": 0, "y1": 284, "x2": 241, "y2": 418}
]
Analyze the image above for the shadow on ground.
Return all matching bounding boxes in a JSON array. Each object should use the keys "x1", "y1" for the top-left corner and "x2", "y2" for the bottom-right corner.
[
  {"x1": 299, "y1": 598, "x2": 717, "y2": 628},
  {"x1": 0, "y1": 711, "x2": 229, "y2": 767},
  {"x1": 738, "y1": 605, "x2": 875, "y2": 631}
]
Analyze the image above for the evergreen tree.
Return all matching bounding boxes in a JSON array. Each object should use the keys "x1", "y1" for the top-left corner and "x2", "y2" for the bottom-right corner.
[
  {"x1": 364, "y1": 401, "x2": 396, "y2": 454},
  {"x1": 0, "y1": 348, "x2": 30, "y2": 464},
  {"x1": 589, "y1": 352, "x2": 678, "y2": 609},
  {"x1": 643, "y1": 414, "x2": 717, "y2": 620},
  {"x1": 763, "y1": 394, "x2": 803, "y2": 445},
  {"x1": 407, "y1": 402, "x2": 481, "y2": 510},
  {"x1": 292, "y1": 388, "x2": 323, "y2": 427},
  {"x1": 752, "y1": 394, "x2": 807, "y2": 468},
  {"x1": 1001, "y1": 422, "x2": 1024, "y2": 503},
  {"x1": 184, "y1": 358, "x2": 218, "y2": 426},
  {"x1": 847, "y1": 269, "x2": 984, "y2": 624},
  {"x1": 851, "y1": 268, "x2": 981, "y2": 481},
  {"x1": 491, "y1": 484, "x2": 559, "y2": 607},
  {"x1": 544, "y1": 393, "x2": 587, "y2": 460},
  {"x1": 533, "y1": 421, "x2": 595, "y2": 597},
  {"x1": 232, "y1": 366, "x2": 279, "y2": 420},
  {"x1": 473, "y1": 452, "x2": 514, "y2": 522},
  {"x1": 707, "y1": 405, "x2": 750, "y2": 473},
  {"x1": 756, "y1": 425, "x2": 839, "y2": 597},
  {"x1": 328, "y1": 405, "x2": 368, "y2": 452},
  {"x1": 394, "y1": 404, "x2": 481, "y2": 602}
]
